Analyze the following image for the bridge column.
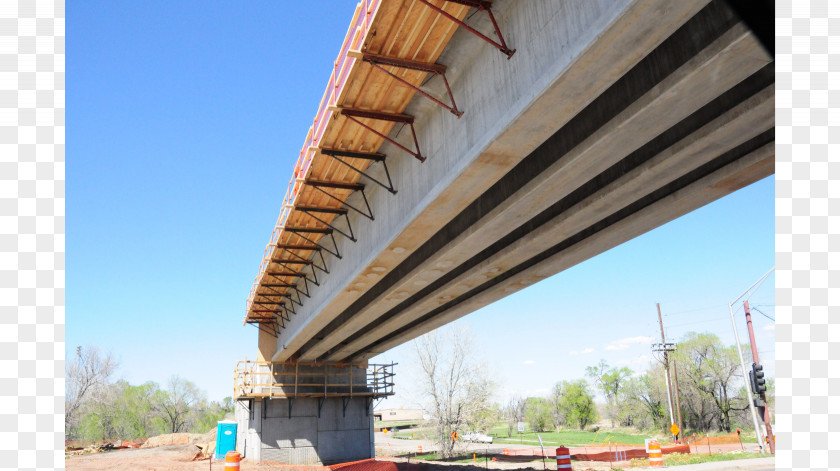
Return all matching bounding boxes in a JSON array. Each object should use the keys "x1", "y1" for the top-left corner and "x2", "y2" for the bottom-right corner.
[
  {"x1": 233, "y1": 361, "x2": 394, "y2": 465},
  {"x1": 256, "y1": 328, "x2": 276, "y2": 362}
]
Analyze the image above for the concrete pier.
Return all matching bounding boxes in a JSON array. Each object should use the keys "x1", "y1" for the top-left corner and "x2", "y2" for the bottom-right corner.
[
  {"x1": 233, "y1": 361, "x2": 392, "y2": 464},
  {"x1": 236, "y1": 397, "x2": 374, "y2": 465}
]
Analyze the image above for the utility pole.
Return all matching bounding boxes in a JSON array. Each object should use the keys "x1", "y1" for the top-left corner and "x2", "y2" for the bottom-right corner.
[
  {"x1": 729, "y1": 301, "x2": 765, "y2": 452},
  {"x1": 744, "y1": 300, "x2": 774, "y2": 453},
  {"x1": 652, "y1": 303, "x2": 676, "y2": 431},
  {"x1": 727, "y1": 266, "x2": 774, "y2": 454}
]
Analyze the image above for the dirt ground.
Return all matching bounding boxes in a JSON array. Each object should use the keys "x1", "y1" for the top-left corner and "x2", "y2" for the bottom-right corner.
[
  {"x1": 65, "y1": 445, "x2": 282, "y2": 471},
  {"x1": 383, "y1": 456, "x2": 628, "y2": 471},
  {"x1": 65, "y1": 436, "x2": 758, "y2": 471},
  {"x1": 66, "y1": 449, "x2": 621, "y2": 471}
]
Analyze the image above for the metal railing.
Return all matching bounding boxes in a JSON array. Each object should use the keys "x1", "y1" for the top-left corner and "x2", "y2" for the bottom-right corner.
[
  {"x1": 233, "y1": 360, "x2": 395, "y2": 399},
  {"x1": 246, "y1": 0, "x2": 382, "y2": 318}
]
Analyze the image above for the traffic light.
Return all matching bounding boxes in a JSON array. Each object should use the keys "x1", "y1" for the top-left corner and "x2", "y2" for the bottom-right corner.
[{"x1": 749, "y1": 363, "x2": 766, "y2": 394}]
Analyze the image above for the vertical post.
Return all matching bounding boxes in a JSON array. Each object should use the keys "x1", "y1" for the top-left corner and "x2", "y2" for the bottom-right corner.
[
  {"x1": 672, "y1": 358, "x2": 683, "y2": 440},
  {"x1": 657, "y1": 304, "x2": 676, "y2": 427},
  {"x1": 729, "y1": 302, "x2": 764, "y2": 452},
  {"x1": 744, "y1": 301, "x2": 774, "y2": 453}
]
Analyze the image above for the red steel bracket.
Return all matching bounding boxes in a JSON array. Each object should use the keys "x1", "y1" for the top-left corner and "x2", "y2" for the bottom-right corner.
[
  {"x1": 418, "y1": 0, "x2": 515, "y2": 59},
  {"x1": 359, "y1": 52, "x2": 463, "y2": 117},
  {"x1": 336, "y1": 107, "x2": 426, "y2": 162}
]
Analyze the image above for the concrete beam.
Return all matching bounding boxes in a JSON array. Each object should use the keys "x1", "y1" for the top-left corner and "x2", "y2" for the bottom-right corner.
[
  {"x1": 306, "y1": 21, "x2": 770, "y2": 361},
  {"x1": 272, "y1": 0, "x2": 712, "y2": 362},
  {"x1": 359, "y1": 141, "x2": 774, "y2": 358},
  {"x1": 331, "y1": 85, "x2": 774, "y2": 360}
]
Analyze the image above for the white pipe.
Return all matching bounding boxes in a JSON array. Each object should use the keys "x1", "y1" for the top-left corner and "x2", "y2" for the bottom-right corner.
[
  {"x1": 729, "y1": 301, "x2": 764, "y2": 452},
  {"x1": 663, "y1": 370, "x2": 675, "y2": 427}
]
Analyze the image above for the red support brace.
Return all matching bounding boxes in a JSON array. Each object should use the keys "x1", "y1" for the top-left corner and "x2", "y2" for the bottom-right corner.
[
  {"x1": 338, "y1": 108, "x2": 426, "y2": 162},
  {"x1": 417, "y1": 0, "x2": 515, "y2": 59},
  {"x1": 361, "y1": 52, "x2": 464, "y2": 117}
]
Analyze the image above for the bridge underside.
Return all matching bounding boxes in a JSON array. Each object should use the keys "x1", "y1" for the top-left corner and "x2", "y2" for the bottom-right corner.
[{"x1": 257, "y1": 0, "x2": 773, "y2": 368}]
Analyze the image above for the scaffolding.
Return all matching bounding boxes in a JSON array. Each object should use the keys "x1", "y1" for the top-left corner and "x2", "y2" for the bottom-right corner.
[{"x1": 233, "y1": 361, "x2": 395, "y2": 400}]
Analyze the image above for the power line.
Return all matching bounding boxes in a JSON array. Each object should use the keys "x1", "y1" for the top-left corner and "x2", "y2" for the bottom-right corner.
[
  {"x1": 667, "y1": 315, "x2": 732, "y2": 328},
  {"x1": 662, "y1": 303, "x2": 729, "y2": 317},
  {"x1": 751, "y1": 306, "x2": 775, "y2": 322}
]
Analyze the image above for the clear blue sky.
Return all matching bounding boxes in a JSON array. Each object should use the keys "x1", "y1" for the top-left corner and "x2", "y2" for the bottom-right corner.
[{"x1": 69, "y1": 2, "x2": 774, "y2": 404}]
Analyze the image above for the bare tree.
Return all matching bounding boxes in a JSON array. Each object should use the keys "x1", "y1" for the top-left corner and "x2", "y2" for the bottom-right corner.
[
  {"x1": 65, "y1": 345, "x2": 117, "y2": 438},
  {"x1": 413, "y1": 324, "x2": 495, "y2": 458},
  {"x1": 154, "y1": 376, "x2": 205, "y2": 433},
  {"x1": 505, "y1": 396, "x2": 526, "y2": 436}
]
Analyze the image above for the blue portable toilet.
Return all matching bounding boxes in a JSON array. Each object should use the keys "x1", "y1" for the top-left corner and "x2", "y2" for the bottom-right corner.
[{"x1": 215, "y1": 420, "x2": 237, "y2": 460}]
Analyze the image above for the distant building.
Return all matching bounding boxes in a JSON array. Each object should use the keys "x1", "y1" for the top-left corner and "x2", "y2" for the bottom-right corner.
[{"x1": 373, "y1": 408, "x2": 424, "y2": 422}]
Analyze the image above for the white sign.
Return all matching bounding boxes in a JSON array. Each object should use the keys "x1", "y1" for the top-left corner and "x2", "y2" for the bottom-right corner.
[
  {"x1": 517, "y1": 422, "x2": 525, "y2": 433},
  {"x1": 644, "y1": 438, "x2": 654, "y2": 453}
]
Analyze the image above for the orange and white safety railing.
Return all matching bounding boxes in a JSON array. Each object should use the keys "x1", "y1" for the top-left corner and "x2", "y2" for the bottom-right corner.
[{"x1": 244, "y1": 0, "x2": 383, "y2": 320}]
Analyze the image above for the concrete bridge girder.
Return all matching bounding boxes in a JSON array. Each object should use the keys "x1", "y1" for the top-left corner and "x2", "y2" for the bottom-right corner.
[
  {"x1": 309, "y1": 23, "x2": 772, "y2": 362},
  {"x1": 327, "y1": 84, "x2": 775, "y2": 361},
  {"x1": 272, "y1": 0, "x2": 716, "y2": 363},
  {"x1": 362, "y1": 141, "x2": 774, "y2": 358}
]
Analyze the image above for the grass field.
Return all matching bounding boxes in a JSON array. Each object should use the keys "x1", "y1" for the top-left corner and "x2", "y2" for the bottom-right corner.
[
  {"x1": 390, "y1": 421, "x2": 762, "y2": 449},
  {"x1": 392, "y1": 424, "x2": 651, "y2": 446},
  {"x1": 488, "y1": 425, "x2": 649, "y2": 446}
]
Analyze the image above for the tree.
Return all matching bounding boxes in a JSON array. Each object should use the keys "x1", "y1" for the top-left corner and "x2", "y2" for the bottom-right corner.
[
  {"x1": 525, "y1": 397, "x2": 552, "y2": 432},
  {"x1": 154, "y1": 376, "x2": 205, "y2": 434},
  {"x1": 555, "y1": 380, "x2": 597, "y2": 430},
  {"x1": 585, "y1": 359, "x2": 632, "y2": 427},
  {"x1": 549, "y1": 383, "x2": 567, "y2": 430},
  {"x1": 413, "y1": 324, "x2": 496, "y2": 458},
  {"x1": 671, "y1": 332, "x2": 750, "y2": 433},
  {"x1": 65, "y1": 345, "x2": 117, "y2": 439},
  {"x1": 618, "y1": 371, "x2": 667, "y2": 430},
  {"x1": 504, "y1": 396, "x2": 526, "y2": 437}
]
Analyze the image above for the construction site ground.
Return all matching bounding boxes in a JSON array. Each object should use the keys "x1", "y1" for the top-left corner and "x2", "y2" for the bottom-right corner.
[
  {"x1": 65, "y1": 445, "x2": 282, "y2": 471},
  {"x1": 65, "y1": 447, "x2": 773, "y2": 471},
  {"x1": 373, "y1": 432, "x2": 761, "y2": 456},
  {"x1": 65, "y1": 430, "x2": 766, "y2": 471}
]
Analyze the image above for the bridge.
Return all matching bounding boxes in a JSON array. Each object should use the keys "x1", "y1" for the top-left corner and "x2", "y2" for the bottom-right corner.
[{"x1": 232, "y1": 0, "x2": 774, "y2": 464}]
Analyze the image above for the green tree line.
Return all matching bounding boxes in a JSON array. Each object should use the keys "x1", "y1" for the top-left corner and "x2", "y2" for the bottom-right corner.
[
  {"x1": 66, "y1": 346, "x2": 234, "y2": 441},
  {"x1": 513, "y1": 332, "x2": 773, "y2": 436}
]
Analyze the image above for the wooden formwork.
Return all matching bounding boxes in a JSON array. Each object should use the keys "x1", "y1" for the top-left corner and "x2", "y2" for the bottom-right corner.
[{"x1": 245, "y1": 0, "x2": 513, "y2": 332}]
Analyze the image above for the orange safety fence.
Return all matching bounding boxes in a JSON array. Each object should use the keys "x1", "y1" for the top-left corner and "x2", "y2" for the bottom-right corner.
[
  {"x1": 682, "y1": 431, "x2": 744, "y2": 445},
  {"x1": 257, "y1": 462, "x2": 330, "y2": 471},
  {"x1": 500, "y1": 444, "x2": 690, "y2": 462},
  {"x1": 572, "y1": 444, "x2": 690, "y2": 462},
  {"x1": 330, "y1": 459, "x2": 399, "y2": 471}
]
